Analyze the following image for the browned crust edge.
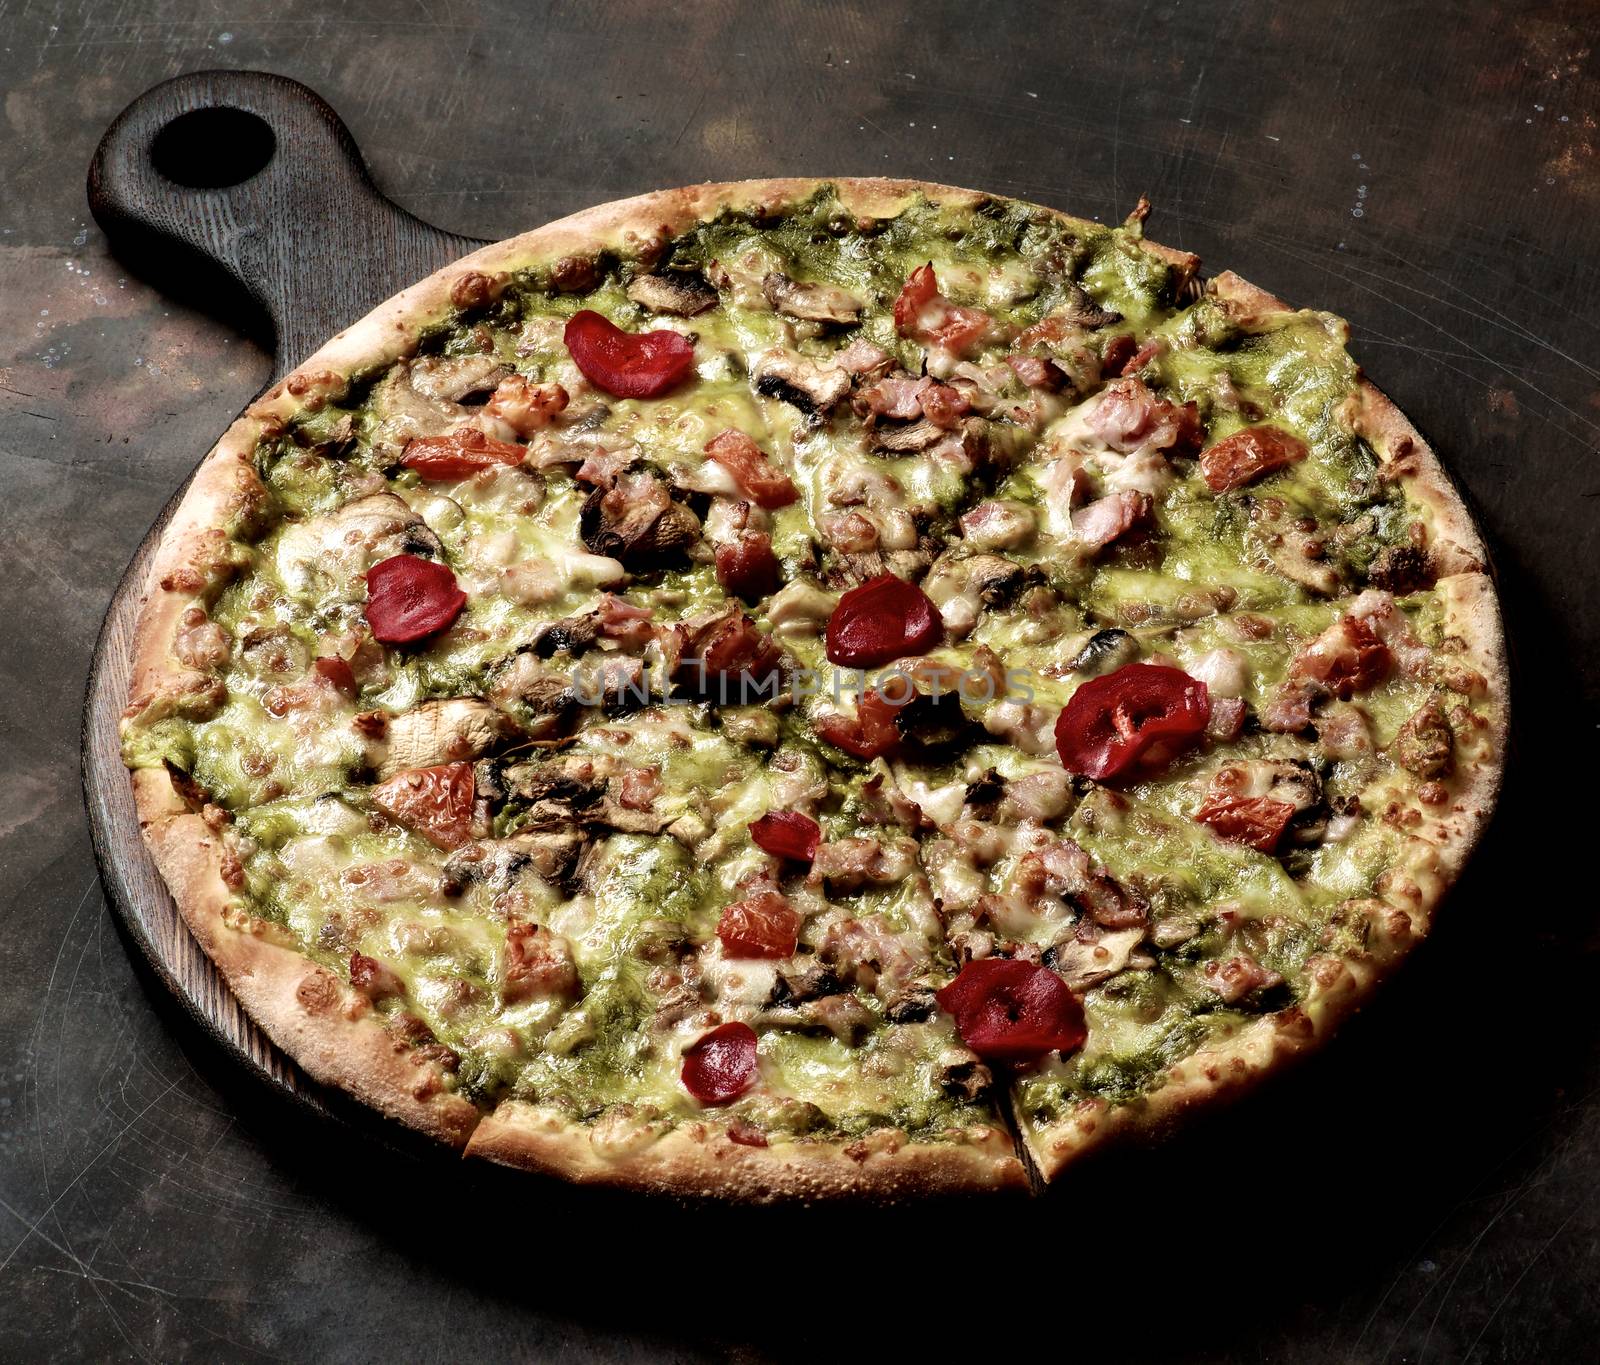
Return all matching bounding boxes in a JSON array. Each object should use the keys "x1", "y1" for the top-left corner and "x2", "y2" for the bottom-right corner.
[
  {"x1": 465, "y1": 1101, "x2": 1027, "y2": 1201},
  {"x1": 121, "y1": 180, "x2": 1505, "y2": 1197},
  {"x1": 1019, "y1": 271, "x2": 1509, "y2": 1180}
]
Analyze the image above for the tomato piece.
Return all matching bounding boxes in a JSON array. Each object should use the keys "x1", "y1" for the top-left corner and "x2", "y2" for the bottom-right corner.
[
  {"x1": 935, "y1": 959, "x2": 1087, "y2": 1063},
  {"x1": 815, "y1": 688, "x2": 904, "y2": 759},
  {"x1": 893, "y1": 264, "x2": 991, "y2": 355},
  {"x1": 370, "y1": 761, "x2": 475, "y2": 850},
  {"x1": 824, "y1": 573, "x2": 943, "y2": 668},
  {"x1": 749, "y1": 810, "x2": 821, "y2": 863},
  {"x1": 717, "y1": 891, "x2": 801, "y2": 959},
  {"x1": 400, "y1": 429, "x2": 526, "y2": 480},
  {"x1": 1054, "y1": 663, "x2": 1211, "y2": 781},
  {"x1": 1199, "y1": 424, "x2": 1309, "y2": 492},
  {"x1": 364, "y1": 555, "x2": 467, "y2": 645},
  {"x1": 1194, "y1": 793, "x2": 1297, "y2": 853},
  {"x1": 681, "y1": 1022, "x2": 759, "y2": 1105},
  {"x1": 705, "y1": 430, "x2": 798, "y2": 508},
  {"x1": 715, "y1": 532, "x2": 782, "y2": 602},
  {"x1": 563, "y1": 309, "x2": 696, "y2": 399}
]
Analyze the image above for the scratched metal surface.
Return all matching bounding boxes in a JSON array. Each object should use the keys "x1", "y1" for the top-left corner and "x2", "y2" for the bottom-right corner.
[{"x1": 2, "y1": 1, "x2": 1598, "y2": 1360}]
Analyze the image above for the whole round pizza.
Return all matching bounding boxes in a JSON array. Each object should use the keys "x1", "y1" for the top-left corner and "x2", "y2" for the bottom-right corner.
[{"x1": 119, "y1": 178, "x2": 1506, "y2": 1199}]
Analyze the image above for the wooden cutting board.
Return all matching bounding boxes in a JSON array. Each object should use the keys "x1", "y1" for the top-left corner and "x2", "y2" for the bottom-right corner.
[{"x1": 81, "y1": 70, "x2": 488, "y2": 1114}]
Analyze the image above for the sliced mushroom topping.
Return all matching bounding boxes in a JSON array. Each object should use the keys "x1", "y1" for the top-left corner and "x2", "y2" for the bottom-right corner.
[
  {"x1": 409, "y1": 354, "x2": 511, "y2": 404},
  {"x1": 1055, "y1": 282, "x2": 1123, "y2": 330},
  {"x1": 1249, "y1": 497, "x2": 1341, "y2": 596},
  {"x1": 1068, "y1": 627, "x2": 1140, "y2": 675},
  {"x1": 761, "y1": 271, "x2": 863, "y2": 324},
  {"x1": 497, "y1": 755, "x2": 674, "y2": 835},
  {"x1": 1043, "y1": 926, "x2": 1146, "y2": 991},
  {"x1": 625, "y1": 271, "x2": 718, "y2": 316},
  {"x1": 751, "y1": 347, "x2": 852, "y2": 414},
  {"x1": 276, "y1": 492, "x2": 444, "y2": 598},
  {"x1": 377, "y1": 698, "x2": 513, "y2": 777},
  {"x1": 486, "y1": 652, "x2": 579, "y2": 738},
  {"x1": 922, "y1": 550, "x2": 1028, "y2": 637},
  {"x1": 871, "y1": 418, "x2": 946, "y2": 453},
  {"x1": 580, "y1": 469, "x2": 701, "y2": 569}
]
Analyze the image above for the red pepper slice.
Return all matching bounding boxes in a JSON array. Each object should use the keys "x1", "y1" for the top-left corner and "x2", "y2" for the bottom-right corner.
[
  {"x1": 893, "y1": 264, "x2": 991, "y2": 355},
  {"x1": 1054, "y1": 663, "x2": 1211, "y2": 781},
  {"x1": 824, "y1": 573, "x2": 943, "y2": 668},
  {"x1": 717, "y1": 891, "x2": 802, "y2": 959},
  {"x1": 935, "y1": 959, "x2": 1087, "y2": 1063},
  {"x1": 715, "y1": 532, "x2": 782, "y2": 602},
  {"x1": 1194, "y1": 793, "x2": 1297, "y2": 853},
  {"x1": 401, "y1": 429, "x2": 526, "y2": 480},
  {"x1": 749, "y1": 811, "x2": 821, "y2": 863},
  {"x1": 364, "y1": 555, "x2": 467, "y2": 645},
  {"x1": 371, "y1": 761, "x2": 476, "y2": 850},
  {"x1": 563, "y1": 309, "x2": 696, "y2": 399},
  {"x1": 681, "y1": 1022, "x2": 759, "y2": 1105},
  {"x1": 1199, "y1": 424, "x2": 1309, "y2": 493},
  {"x1": 815, "y1": 688, "x2": 903, "y2": 759},
  {"x1": 705, "y1": 430, "x2": 798, "y2": 509}
]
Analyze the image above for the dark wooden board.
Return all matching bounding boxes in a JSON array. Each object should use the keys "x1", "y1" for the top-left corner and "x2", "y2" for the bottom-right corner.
[{"x1": 81, "y1": 70, "x2": 487, "y2": 1112}]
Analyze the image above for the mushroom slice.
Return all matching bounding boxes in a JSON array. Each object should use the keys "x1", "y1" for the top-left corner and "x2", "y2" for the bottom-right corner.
[
  {"x1": 751, "y1": 348, "x2": 851, "y2": 415},
  {"x1": 761, "y1": 272, "x2": 863, "y2": 324},
  {"x1": 625, "y1": 271, "x2": 718, "y2": 317}
]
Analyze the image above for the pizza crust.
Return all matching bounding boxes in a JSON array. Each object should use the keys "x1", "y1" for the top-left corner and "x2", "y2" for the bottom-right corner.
[{"x1": 121, "y1": 178, "x2": 1508, "y2": 1198}]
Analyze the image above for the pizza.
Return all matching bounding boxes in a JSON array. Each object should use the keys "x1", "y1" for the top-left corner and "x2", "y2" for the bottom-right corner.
[{"x1": 119, "y1": 178, "x2": 1506, "y2": 1199}]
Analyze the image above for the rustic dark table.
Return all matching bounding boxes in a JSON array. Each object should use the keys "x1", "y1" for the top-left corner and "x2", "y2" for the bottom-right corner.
[{"x1": 3, "y1": 2, "x2": 1598, "y2": 1361}]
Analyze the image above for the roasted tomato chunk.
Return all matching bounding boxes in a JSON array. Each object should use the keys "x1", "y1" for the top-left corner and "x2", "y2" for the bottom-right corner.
[
  {"x1": 715, "y1": 532, "x2": 782, "y2": 602},
  {"x1": 371, "y1": 761, "x2": 475, "y2": 850},
  {"x1": 401, "y1": 429, "x2": 525, "y2": 479},
  {"x1": 705, "y1": 430, "x2": 798, "y2": 508},
  {"x1": 749, "y1": 811, "x2": 822, "y2": 863},
  {"x1": 1194, "y1": 793, "x2": 1297, "y2": 852},
  {"x1": 815, "y1": 688, "x2": 903, "y2": 759},
  {"x1": 1200, "y1": 424, "x2": 1309, "y2": 492},
  {"x1": 893, "y1": 264, "x2": 991, "y2": 355},
  {"x1": 717, "y1": 891, "x2": 801, "y2": 959}
]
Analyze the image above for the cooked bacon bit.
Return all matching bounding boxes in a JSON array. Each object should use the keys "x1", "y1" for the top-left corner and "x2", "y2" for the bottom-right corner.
[
  {"x1": 935, "y1": 959, "x2": 1087, "y2": 1062},
  {"x1": 312, "y1": 655, "x2": 358, "y2": 696},
  {"x1": 618, "y1": 766, "x2": 662, "y2": 811},
  {"x1": 1291, "y1": 614, "x2": 1391, "y2": 697},
  {"x1": 815, "y1": 689, "x2": 903, "y2": 759},
  {"x1": 715, "y1": 531, "x2": 782, "y2": 603},
  {"x1": 574, "y1": 449, "x2": 630, "y2": 489},
  {"x1": 960, "y1": 499, "x2": 1037, "y2": 550},
  {"x1": 483, "y1": 374, "x2": 568, "y2": 437},
  {"x1": 1004, "y1": 354, "x2": 1066, "y2": 390},
  {"x1": 893, "y1": 263, "x2": 991, "y2": 356},
  {"x1": 1260, "y1": 680, "x2": 1317, "y2": 734},
  {"x1": 1019, "y1": 837, "x2": 1146, "y2": 929},
  {"x1": 682, "y1": 607, "x2": 783, "y2": 682},
  {"x1": 1205, "y1": 695, "x2": 1248, "y2": 742},
  {"x1": 1099, "y1": 334, "x2": 1137, "y2": 376},
  {"x1": 1203, "y1": 954, "x2": 1283, "y2": 1005},
  {"x1": 1118, "y1": 338, "x2": 1164, "y2": 376},
  {"x1": 727, "y1": 1120, "x2": 769, "y2": 1148},
  {"x1": 1195, "y1": 793, "x2": 1297, "y2": 852},
  {"x1": 1392, "y1": 699, "x2": 1454, "y2": 778},
  {"x1": 810, "y1": 835, "x2": 916, "y2": 892},
  {"x1": 704, "y1": 430, "x2": 798, "y2": 508},
  {"x1": 1070, "y1": 490, "x2": 1152, "y2": 549},
  {"x1": 857, "y1": 374, "x2": 971, "y2": 428},
  {"x1": 402, "y1": 429, "x2": 526, "y2": 480},
  {"x1": 835, "y1": 337, "x2": 892, "y2": 378},
  {"x1": 349, "y1": 951, "x2": 404, "y2": 1001},
  {"x1": 502, "y1": 921, "x2": 579, "y2": 1003},
  {"x1": 717, "y1": 890, "x2": 801, "y2": 959},
  {"x1": 1086, "y1": 377, "x2": 1203, "y2": 455},
  {"x1": 371, "y1": 762, "x2": 475, "y2": 850},
  {"x1": 589, "y1": 594, "x2": 654, "y2": 652},
  {"x1": 1199, "y1": 425, "x2": 1309, "y2": 492}
]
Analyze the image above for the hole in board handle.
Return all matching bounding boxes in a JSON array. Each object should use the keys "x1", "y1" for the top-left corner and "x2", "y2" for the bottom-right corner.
[{"x1": 151, "y1": 107, "x2": 276, "y2": 189}]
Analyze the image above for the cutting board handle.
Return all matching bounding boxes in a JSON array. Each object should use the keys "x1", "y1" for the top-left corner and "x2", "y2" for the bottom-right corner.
[{"x1": 88, "y1": 70, "x2": 488, "y2": 378}]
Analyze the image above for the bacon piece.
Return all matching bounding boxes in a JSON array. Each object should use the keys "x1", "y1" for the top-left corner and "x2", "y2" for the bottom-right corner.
[
  {"x1": 717, "y1": 891, "x2": 800, "y2": 959},
  {"x1": 618, "y1": 766, "x2": 662, "y2": 811},
  {"x1": 596, "y1": 593, "x2": 656, "y2": 649},
  {"x1": 1203, "y1": 954, "x2": 1283, "y2": 1005},
  {"x1": 704, "y1": 430, "x2": 798, "y2": 509},
  {"x1": 501, "y1": 921, "x2": 579, "y2": 1004},
  {"x1": 349, "y1": 952, "x2": 404, "y2": 1001},
  {"x1": 1069, "y1": 490, "x2": 1152, "y2": 549},
  {"x1": 893, "y1": 264, "x2": 991, "y2": 356},
  {"x1": 1205, "y1": 695, "x2": 1248, "y2": 742},
  {"x1": 1004, "y1": 354, "x2": 1067, "y2": 390},
  {"x1": 482, "y1": 375, "x2": 568, "y2": 437},
  {"x1": 681, "y1": 607, "x2": 782, "y2": 684},
  {"x1": 835, "y1": 337, "x2": 892, "y2": 378},
  {"x1": 715, "y1": 532, "x2": 782, "y2": 602},
  {"x1": 1086, "y1": 377, "x2": 1203, "y2": 456},
  {"x1": 1290, "y1": 614, "x2": 1391, "y2": 698}
]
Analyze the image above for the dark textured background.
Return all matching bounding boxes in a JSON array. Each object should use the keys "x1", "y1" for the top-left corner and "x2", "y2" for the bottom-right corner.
[{"x1": 3, "y1": 1, "x2": 1598, "y2": 1360}]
